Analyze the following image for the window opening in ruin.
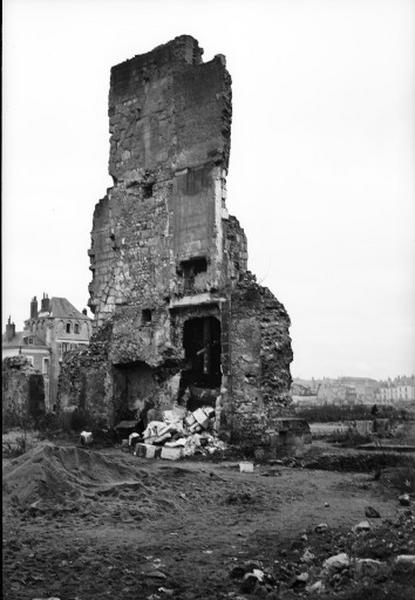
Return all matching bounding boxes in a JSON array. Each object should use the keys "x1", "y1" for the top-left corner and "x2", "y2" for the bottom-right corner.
[
  {"x1": 42, "y1": 358, "x2": 49, "y2": 374},
  {"x1": 178, "y1": 257, "x2": 207, "y2": 293},
  {"x1": 142, "y1": 309, "x2": 152, "y2": 324},
  {"x1": 142, "y1": 182, "x2": 154, "y2": 199},
  {"x1": 180, "y1": 316, "x2": 221, "y2": 410},
  {"x1": 66, "y1": 323, "x2": 71, "y2": 333},
  {"x1": 74, "y1": 324, "x2": 79, "y2": 334}
]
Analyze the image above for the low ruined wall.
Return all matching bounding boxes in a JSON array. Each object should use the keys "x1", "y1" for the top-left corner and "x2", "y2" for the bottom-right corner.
[
  {"x1": 2, "y1": 356, "x2": 45, "y2": 428},
  {"x1": 57, "y1": 326, "x2": 113, "y2": 428},
  {"x1": 58, "y1": 322, "x2": 183, "y2": 429},
  {"x1": 228, "y1": 273, "x2": 293, "y2": 442}
]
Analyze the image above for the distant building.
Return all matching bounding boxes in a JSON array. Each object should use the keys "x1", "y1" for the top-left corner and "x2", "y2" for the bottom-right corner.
[
  {"x1": 2, "y1": 294, "x2": 92, "y2": 410},
  {"x1": 291, "y1": 394, "x2": 319, "y2": 408},
  {"x1": 377, "y1": 376, "x2": 415, "y2": 405}
]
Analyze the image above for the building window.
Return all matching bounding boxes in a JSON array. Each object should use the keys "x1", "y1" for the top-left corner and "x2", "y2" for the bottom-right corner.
[
  {"x1": 66, "y1": 323, "x2": 71, "y2": 333},
  {"x1": 74, "y1": 324, "x2": 79, "y2": 334},
  {"x1": 28, "y1": 337, "x2": 34, "y2": 345},
  {"x1": 42, "y1": 357, "x2": 49, "y2": 375},
  {"x1": 142, "y1": 309, "x2": 152, "y2": 324},
  {"x1": 26, "y1": 356, "x2": 34, "y2": 366}
]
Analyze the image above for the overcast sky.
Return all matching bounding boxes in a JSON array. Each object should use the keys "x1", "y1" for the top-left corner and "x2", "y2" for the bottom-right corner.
[{"x1": 3, "y1": 0, "x2": 415, "y2": 380}]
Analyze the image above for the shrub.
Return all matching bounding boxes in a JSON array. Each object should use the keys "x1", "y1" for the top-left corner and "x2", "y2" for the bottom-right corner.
[
  {"x1": 327, "y1": 428, "x2": 372, "y2": 447},
  {"x1": 294, "y1": 404, "x2": 408, "y2": 424}
]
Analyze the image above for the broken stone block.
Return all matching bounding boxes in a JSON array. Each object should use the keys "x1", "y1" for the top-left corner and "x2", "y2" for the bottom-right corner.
[
  {"x1": 135, "y1": 443, "x2": 161, "y2": 459},
  {"x1": 80, "y1": 431, "x2": 93, "y2": 445},
  {"x1": 160, "y1": 446, "x2": 183, "y2": 460},
  {"x1": 394, "y1": 554, "x2": 415, "y2": 565},
  {"x1": 189, "y1": 423, "x2": 202, "y2": 434},
  {"x1": 143, "y1": 421, "x2": 170, "y2": 444},
  {"x1": 322, "y1": 553, "x2": 350, "y2": 571},
  {"x1": 291, "y1": 571, "x2": 309, "y2": 587},
  {"x1": 184, "y1": 414, "x2": 196, "y2": 427},
  {"x1": 301, "y1": 548, "x2": 315, "y2": 563},
  {"x1": 239, "y1": 461, "x2": 254, "y2": 473},
  {"x1": 192, "y1": 408, "x2": 210, "y2": 429},
  {"x1": 353, "y1": 558, "x2": 385, "y2": 578},
  {"x1": 353, "y1": 520, "x2": 371, "y2": 533},
  {"x1": 398, "y1": 493, "x2": 411, "y2": 506},
  {"x1": 305, "y1": 580, "x2": 324, "y2": 594},
  {"x1": 164, "y1": 438, "x2": 187, "y2": 448},
  {"x1": 128, "y1": 432, "x2": 140, "y2": 447}
]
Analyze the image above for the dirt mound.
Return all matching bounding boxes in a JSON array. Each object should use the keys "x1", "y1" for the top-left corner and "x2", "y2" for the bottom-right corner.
[
  {"x1": 2, "y1": 444, "x2": 267, "y2": 521},
  {"x1": 2, "y1": 443, "x2": 151, "y2": 507}
]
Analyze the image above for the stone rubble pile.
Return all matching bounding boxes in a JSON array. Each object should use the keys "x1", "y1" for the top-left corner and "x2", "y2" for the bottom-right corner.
[
  {"x1": 228, "y1": 507, "x2": 415, "y2": 598},
  {"x1": 129, "y1": 405, "x2": 226, "y2": 460}
]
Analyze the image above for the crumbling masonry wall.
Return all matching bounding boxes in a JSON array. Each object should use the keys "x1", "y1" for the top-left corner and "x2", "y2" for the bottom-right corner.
[
  {"x1": 2, "y1": 356, "x2": 45, "y2": 428},
  {"x1": 58, "y1": 36, "x2": 293, "y2": 443}
]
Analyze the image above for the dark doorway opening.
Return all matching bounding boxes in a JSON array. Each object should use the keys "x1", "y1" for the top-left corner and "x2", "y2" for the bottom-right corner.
[
  {"x1": 28, "y1": 374, "x2": 46, "y2": 423},
  {"x1": 113, "y1": 361, "x2": 156, "y2": 422},
  {"x1": 180, "y1": 316, "x2": 221, "y2": 409}
]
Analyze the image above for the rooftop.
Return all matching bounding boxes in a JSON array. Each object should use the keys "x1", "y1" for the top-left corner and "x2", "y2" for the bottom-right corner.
[
  {"x1": 2, "y1": 331, "x2": 49, "y2": 349},
  {"x1": 38, "y1": 297, "x2": 91, "y2": 320}
]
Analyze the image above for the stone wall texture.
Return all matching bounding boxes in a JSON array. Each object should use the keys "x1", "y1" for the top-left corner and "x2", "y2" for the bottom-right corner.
[
  {"x1": 59, "y1": 35, "x2": 293, "y2": 443},
  {"x1": 2, "y1": 356, "x2": 45, "y2": 427}
]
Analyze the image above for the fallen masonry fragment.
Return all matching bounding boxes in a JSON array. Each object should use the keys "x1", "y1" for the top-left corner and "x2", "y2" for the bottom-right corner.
[{"x1": 58, "y1": 35, "x2": 293, "y2": 446}]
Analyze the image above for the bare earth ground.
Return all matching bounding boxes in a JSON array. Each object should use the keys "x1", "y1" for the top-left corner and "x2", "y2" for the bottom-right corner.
[{"x1": 3, "y1": 442, "x2": 415, "y2": 600}]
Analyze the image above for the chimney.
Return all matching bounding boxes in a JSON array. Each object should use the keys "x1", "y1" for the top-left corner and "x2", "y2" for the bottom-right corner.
[
  {"x1": 30, "y1": 296, "x2": 38, "y2": 319},
  {"x1": 41, "y1": 292, "x2": 51, "y2": 313},
  {"x1": 5, "y1": 316, "x2": 16, "y2": 342}
]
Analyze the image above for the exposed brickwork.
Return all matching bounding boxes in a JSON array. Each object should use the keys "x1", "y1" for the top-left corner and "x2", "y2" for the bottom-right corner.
[{"x1": 59, "y1": 35, "x2": 293, "y2": 444}]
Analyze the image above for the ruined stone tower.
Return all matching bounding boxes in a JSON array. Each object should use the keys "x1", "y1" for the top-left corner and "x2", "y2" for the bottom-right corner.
[{"x1": 59, "y1": 36, "x2": 293, "y2": 442}]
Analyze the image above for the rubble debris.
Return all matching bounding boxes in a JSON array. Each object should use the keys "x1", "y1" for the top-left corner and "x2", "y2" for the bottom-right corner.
[
  {"x1": 322, "y1": 552, "x2": 351, "y2": 571},
  {"x1": 365, "y1": 505, "x2": 381, "y2": 518},
  {"x1": 300, "y1": 548, "x2": 315, "y2": 563},
  {"x1": 229, "y1": 562, "x2": 275, "y2": 595},
  {"x1": 226, "y1": 511, "x2": 415, "y2": 598},
  {"x1": 125, "y1": 404, "x2": 226, "y2": 460},
  {"x1": 305, "y1": 579, "x2": 324, "y2": 593},
  {"x1": 394, "y1": 554, "x2": 415, "y2": 565},
  {"x1": 353, "y1": 520, "x2": 371, "y2": 533},
  {"x1": 315, "y1": 523, "x2": 328, "y2": 533},
  {"x1": 353, "y1": 558, "x2": 385, "y2": 577},
  {"x1": 145, "y1": 570, "x2": 167, "y2": 580},
  {"x1": 291, "y1": 571, "x2": 309, "y2": 587},
  {"x1": 80, "y1": 431, "x2": 93, "y2": 446},
  {"x1": 398, "y1": 493, "x2": 411, "y2": 506}
]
